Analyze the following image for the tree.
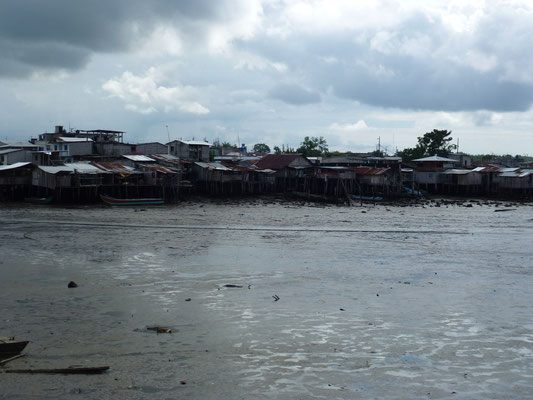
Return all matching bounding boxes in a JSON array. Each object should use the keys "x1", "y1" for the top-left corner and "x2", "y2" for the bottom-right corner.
[
  {"x1": 273, "y1": 145, "x2": 282, "y2": 154},
  {"x1": 296, "y1": 136, "x2": 329, "y2": 157},
  {"x1": 283, "y1": 144, "x2": 297, "y2": 154},
  {"x1": 253, "y1": 143, "x2": 271, "y2": 154},
  {"x1": 221, "y1": 141, "x2": 235, "y2": 148},
  {"x1": 398, "y1": 129, "x2": 455, "y2": 162}
]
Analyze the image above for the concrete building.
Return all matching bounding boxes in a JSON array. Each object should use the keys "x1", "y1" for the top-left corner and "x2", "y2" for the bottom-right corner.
[{"x1": 168, "y1": 140, "x2": 210, "y2": 162}]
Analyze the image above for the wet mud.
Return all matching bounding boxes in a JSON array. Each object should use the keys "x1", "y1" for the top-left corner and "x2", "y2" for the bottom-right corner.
[{"x1": 1, "y1": 199, "x2": 532, "y2": 399}]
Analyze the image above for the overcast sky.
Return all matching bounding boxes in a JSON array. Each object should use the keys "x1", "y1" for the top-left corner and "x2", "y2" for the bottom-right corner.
[{"x1": 1, "y1": 0, "x2": 533, "y2": 154}]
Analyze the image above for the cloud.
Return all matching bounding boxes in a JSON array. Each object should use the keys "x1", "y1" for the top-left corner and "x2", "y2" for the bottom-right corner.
[
  {"x1": 238, "y1": 1, "x2": 533, "y2": 112},
  {"x1": 329, "y1": 120, "x2": 369, "y2": 132},
  {"x1": 102, "y1": 68, "x2": 209, "y2": 115},
  {"x1": 268, "y1": 83, "x2": 321, "y2": 105},
  {"x1": 0, "y1": 0, "x2": 263, "y2": 78}
]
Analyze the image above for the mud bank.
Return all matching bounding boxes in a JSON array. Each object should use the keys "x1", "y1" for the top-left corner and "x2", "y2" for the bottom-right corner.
[{"x1": 1, "y1": 202, "x2": 532, "y2": 399}]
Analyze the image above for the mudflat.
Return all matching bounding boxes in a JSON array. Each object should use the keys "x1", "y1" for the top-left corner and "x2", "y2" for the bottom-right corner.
[{"x1": 1, "y1": 199, "x2": 532, "y2": 399}]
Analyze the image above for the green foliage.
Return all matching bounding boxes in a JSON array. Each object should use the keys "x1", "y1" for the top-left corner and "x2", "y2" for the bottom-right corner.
[
  {"x1": 296, "y1": 136, "x2": 329, "y2": 157},
  {"x1": 252, "y1": 143, "x2": 271, "y2": 153},
  {"x1": 221, "y1": 141, "x2": 235, "y2": 148},
  {"x1": 398, "y1": 129, "x2": 455, "y2": 162},
  {"x1": 273, "y1": 145, "x2": 282, "y2": 154},
  {"x1": 282, "y1": 144, "x2": 297, "y2": 154}
]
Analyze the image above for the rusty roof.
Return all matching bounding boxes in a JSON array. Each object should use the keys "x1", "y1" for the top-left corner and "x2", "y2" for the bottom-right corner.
[
  {"x1": 91, "y1": 162, "x2": 136, "y2": 174},
  {"x1": 220, "y1": 162, "x2": 257, "y2": 172},
  {"x1": 253, "y1": 154, "x2": 310, "y2": 170},
  {"x1": 354, "y1": 167, "x2": 391, "y2": 175},
  {"x1": 144, "y1": 165, "x2": 179, "y2": 174}
]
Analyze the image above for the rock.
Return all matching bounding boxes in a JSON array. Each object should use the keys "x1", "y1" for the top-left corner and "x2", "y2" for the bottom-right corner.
[{"x1": 67, "y1": 281, "x2": 78, "y2": 288}]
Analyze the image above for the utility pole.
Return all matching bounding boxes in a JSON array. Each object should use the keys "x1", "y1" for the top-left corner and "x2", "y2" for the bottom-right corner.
[{"x1": 166, "y1": 125, "x2": 170, "y2": 154}]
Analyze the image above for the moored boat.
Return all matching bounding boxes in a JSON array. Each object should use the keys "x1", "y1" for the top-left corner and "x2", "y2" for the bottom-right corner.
[
  {"x1": 0, "y1": 338, "x2": 29, "y2": 360},
  {"x1": 24, "y1": 196, "x2": 53, "y2": 204},
  {"x1": 352, "y1": 194, "x2": 384, "y2": 201},
  {"x1": 100, "y1": 194, "x2": 164, "y2": 206}
]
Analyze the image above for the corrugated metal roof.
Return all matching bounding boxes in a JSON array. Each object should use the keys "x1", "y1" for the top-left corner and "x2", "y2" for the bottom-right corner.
[
  {"x1": 38, "y1": 165, "x2": 73, "y2": 174},
  {"x1": 144, "y1": 165, "x2": 178, "y2": 174},
  {"x1": 354, "y1": 167, "x2": 390, "y2": 175},
  {"x1": 254, "y1": 154, "x2": 311, "y2": 170},
  {"x1": 123, "y1": 155, "x2": 155, "y2": 162},
  {"x1": 38, "y1": 163, "x2": 105, "y2": 175},
  {"x1": 91, "y1": 162, "x2": 136, "y2": 174},
  {"x1": 500, "y1": 170, "x2": 533, "y2": 178},
  {"x1": 499, "y1": 171, "x2": 520, "y2": 177},
  {"x1": 500, "y1": 167, "x2": 519, "y2": 172},
  {"x1": 176, "y1": 140, "x2": 210, "y2": 146},
  {"x1": 195, "y1": 162, "x2": 233, "y2": 171},
  {"x1": 151, "y1": 153, "x2": 179, "y2": 161},
  {"x1": 472, "y1": 166, "x2": 500, "y2": 173},
  {"x1": 0, "y1": 148, "x2": 25, "y2": 155},
  {"x1": 412, "y1": 155, "x2": 458, "y2": 162},
  {"x1": 0, "y1": 141, "x2": 37, "y2": 148},
  {"x1": 443, "y1": 169, "x2": 473, "y2": 175},
  {"x1": 0, "y1": 162, "x2": 31, "y2": 171},
  {"x1": 65, "y1": 163, "x2": 104, "y2": 174}
]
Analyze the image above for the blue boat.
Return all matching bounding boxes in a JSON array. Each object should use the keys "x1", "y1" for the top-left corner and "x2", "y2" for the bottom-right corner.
[{"x1": 352, "y1": 195, "x2": 384, "y2": 201}]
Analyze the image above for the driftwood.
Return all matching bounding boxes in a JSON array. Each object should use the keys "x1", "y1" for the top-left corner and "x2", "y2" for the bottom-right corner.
[
  {"x1": 0, "y1": 354, "x2": 25, "y2": 365},
  {"x1": 147, "y1": 326, "x2": 171, "y2": 333},
  {"x1": 5, "y1": 366, "x2": 109, "y2": 374}
]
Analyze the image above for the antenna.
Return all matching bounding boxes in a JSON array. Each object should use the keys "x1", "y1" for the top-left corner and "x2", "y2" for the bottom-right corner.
[{"x1": 457, "y1": 138, "x2": 459, "y2": 154}]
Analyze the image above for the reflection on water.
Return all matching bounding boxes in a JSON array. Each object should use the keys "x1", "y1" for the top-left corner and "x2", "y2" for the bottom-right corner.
[{"x1": 1, "y1": 201, "x2": 532, "y2": 399}]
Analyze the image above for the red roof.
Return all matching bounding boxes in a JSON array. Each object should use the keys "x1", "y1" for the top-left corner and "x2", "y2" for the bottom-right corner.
[{"x1": 253, "y1": 154, "x2": 310, "y2": 170}]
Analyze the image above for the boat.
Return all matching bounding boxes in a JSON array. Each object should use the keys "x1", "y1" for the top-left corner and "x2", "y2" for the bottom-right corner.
[
  {"x1": 352, "y1": 195, "x2": 384, "y2": 201},
  {"x1": 0, "y1": 338, "x2": 29, "y2": 360},
  {"x1": 402, "y1": 186, "x2": 424, "y2": 198},
  {"x1": 24, "y1": 196, "x2": 53, "y2": 205},
  {"x1": 100, "y1": 194, "x2": 164, "y2": 206}
]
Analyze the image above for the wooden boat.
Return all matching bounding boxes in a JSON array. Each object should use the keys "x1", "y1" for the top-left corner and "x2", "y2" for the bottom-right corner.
[
  {"x1": 100, "y1": 194, "x2": 164, "y2": 206},
  {"x1": 24, "y1": 196, "x2": 53, "y2": 205},
  {"x1": 0, "y1": 338, "x2": 29, "y2": 360}
]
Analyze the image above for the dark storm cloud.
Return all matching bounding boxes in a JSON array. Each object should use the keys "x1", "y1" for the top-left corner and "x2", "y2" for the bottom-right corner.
[
  {"x1": 0, "y1": 0, "x2": 234, "y2": 78},
  {"x1": 268, "y1": 83, "x2": 321, "y2": 105}
]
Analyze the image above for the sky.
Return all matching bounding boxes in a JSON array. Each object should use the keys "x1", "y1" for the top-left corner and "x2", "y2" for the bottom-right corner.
[{"x1": 1, "y1": 0, "x2": 533, "y2": 155}]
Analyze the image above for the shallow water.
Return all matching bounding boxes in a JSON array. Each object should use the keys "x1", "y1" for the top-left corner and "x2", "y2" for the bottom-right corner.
[{"x1": 1, "y1": 199, "x2": 532, "y2": 399}]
